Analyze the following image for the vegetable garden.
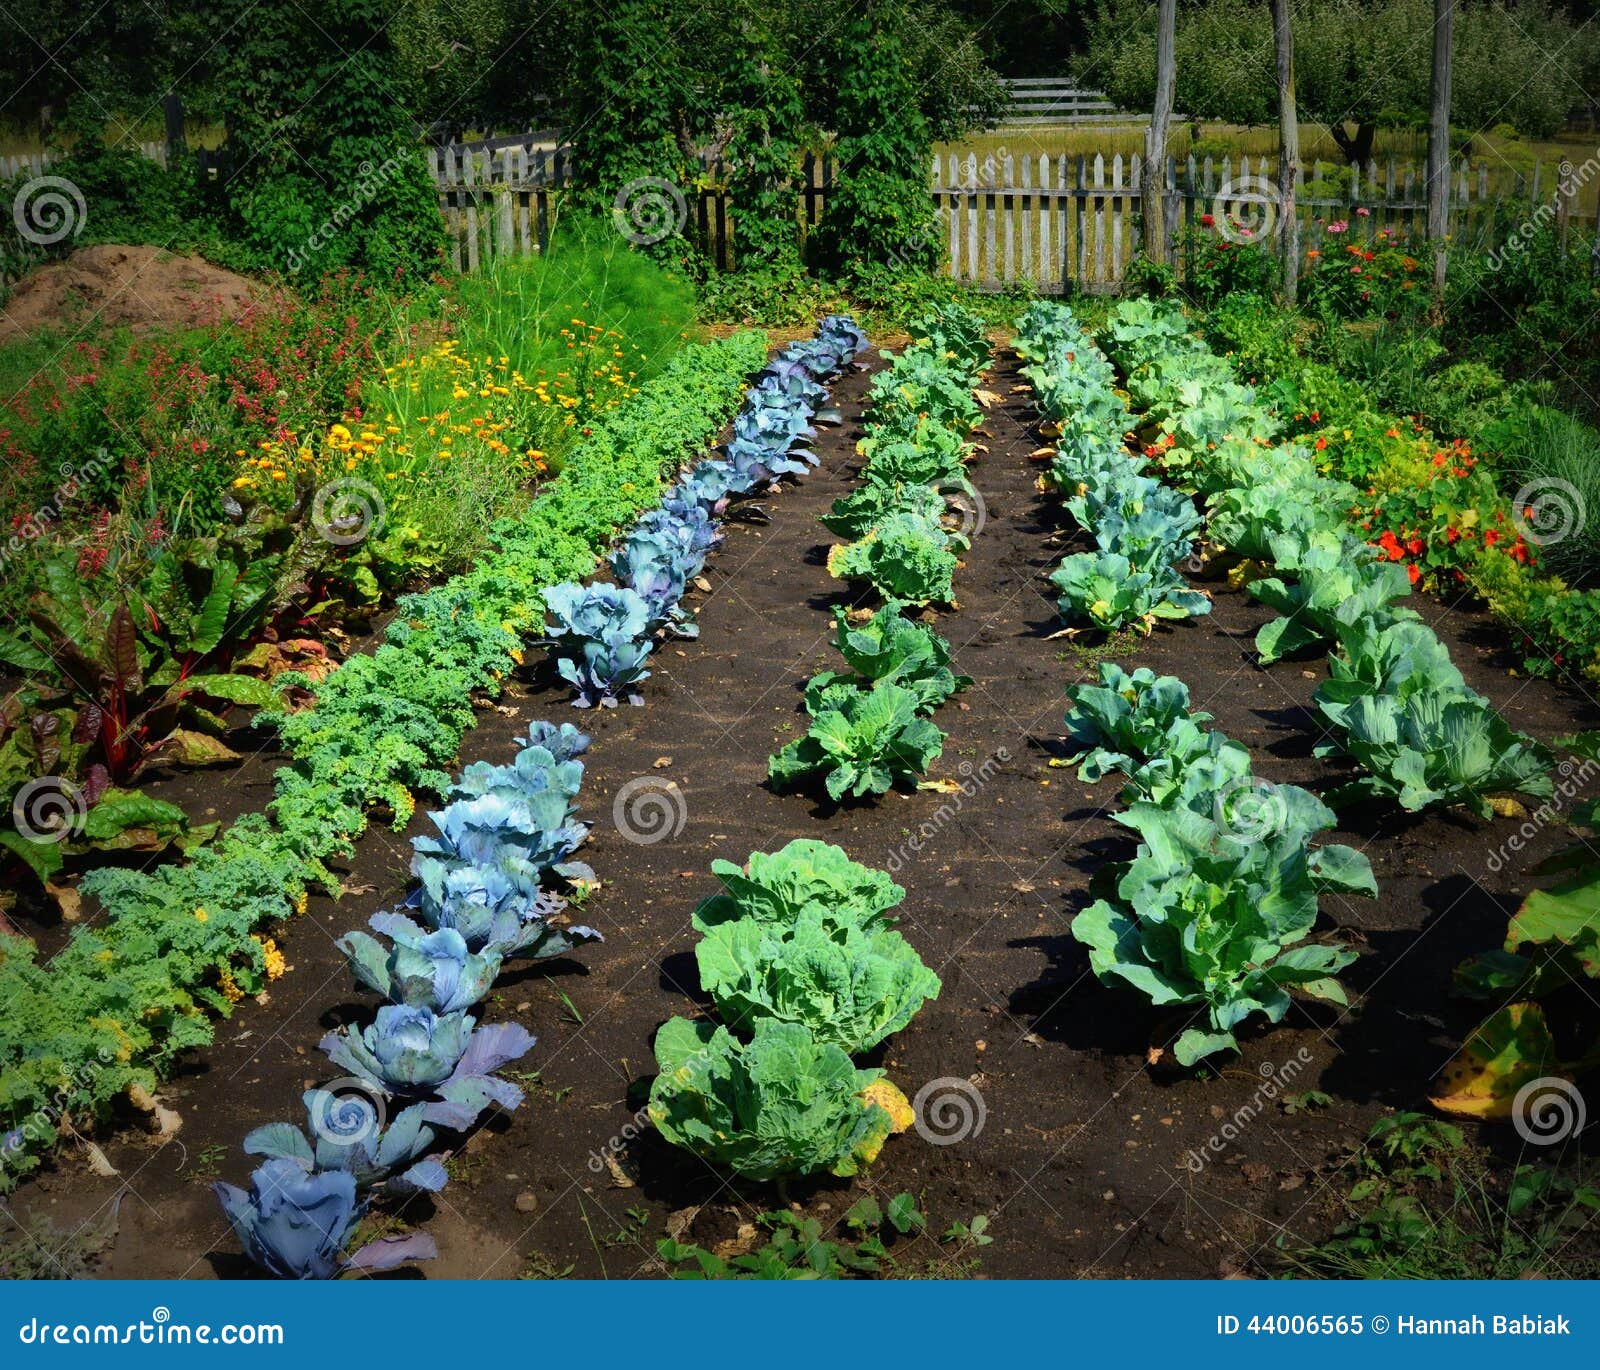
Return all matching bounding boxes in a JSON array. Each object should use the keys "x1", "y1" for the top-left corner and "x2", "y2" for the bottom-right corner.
[{"x1": 4, "y1": 280, "x2": 1597, "y2": 1282}]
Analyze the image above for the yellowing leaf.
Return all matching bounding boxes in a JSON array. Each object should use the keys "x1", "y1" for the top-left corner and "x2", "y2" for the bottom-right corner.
[
  {"x1": 1487, "y1": 795, "x2": 1529, "y2": 819},
  {"x1": 1430, "y1": 1002, "x2": 1560, "y2": 1119},
  {"x1": 861, "y1": 1078, "x2": 914, "y2": 1133}
]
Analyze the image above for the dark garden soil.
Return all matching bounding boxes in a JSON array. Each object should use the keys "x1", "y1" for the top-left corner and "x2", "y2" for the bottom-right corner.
[{"x1": 10, "y1": 345, "x2": 1600, "y2": 1281}]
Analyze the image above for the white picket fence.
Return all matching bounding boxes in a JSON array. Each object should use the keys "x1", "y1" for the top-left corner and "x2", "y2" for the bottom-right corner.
[
  {"x1": 0, "y1": 143, "x2": 168, "y2": 182},
  {"x1": 930, "y1": 149, "x2": 1586, "y2": 290}
]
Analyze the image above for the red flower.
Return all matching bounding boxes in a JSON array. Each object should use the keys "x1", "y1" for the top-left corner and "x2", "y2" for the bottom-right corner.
[
  {"x1": 1201, "y1": 213, "x2": 1215, "y2": 228},
  {"x1": 1407, "y1": 564, "x2": 1421, "y2": 584},
  {"x1": 1484, "y1": 529, "x2": 1500, "y2": 546},
  {"x1": 1314, "y1": 436, "x2": 1328, "y2": 450},
  {"x1": 1407, "y1": 537, "x2": 1424, "y2": 555}
]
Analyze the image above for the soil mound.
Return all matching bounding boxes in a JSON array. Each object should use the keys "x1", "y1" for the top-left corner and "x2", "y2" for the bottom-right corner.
[{"x1": 0, "y1": 243, "x2": 265, "y2": 340}]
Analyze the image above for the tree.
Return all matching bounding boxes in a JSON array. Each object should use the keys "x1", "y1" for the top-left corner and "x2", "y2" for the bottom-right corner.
[
  {"x1": 1271, "y1": 0, "x2": 1299, "y2": 303},
  {"x1": 1083, "y1": 0, "x2": 1593, "y2": 164},
  {"x1": 204, "y1": 0, "x2": 446, "y2": 281},
  {"x1": 1143, "y1": 0, "x2": 1176, "y2": 267},
  {"x1": 810, "y1": 2, "x2": 938, "y2": 274}
]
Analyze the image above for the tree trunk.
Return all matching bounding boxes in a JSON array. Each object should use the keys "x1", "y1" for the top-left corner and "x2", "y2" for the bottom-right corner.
[
  {"x1": 1328, "y1": 121, "x2": 1376, "y2": 166},
  {"x1": 1272, "y1": 0, "x2": 1299, "y2": 305},
  {"x1": 1143, "y1": 0, "x2": 1177, "y2": 267},
  {"x1": 1427, "y1": 0, "x2": 1455, "y2": 304}
]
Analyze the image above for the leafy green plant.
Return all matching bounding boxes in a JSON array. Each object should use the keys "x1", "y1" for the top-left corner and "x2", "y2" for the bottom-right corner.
[
  {"x1": 803, "y1": 602, "x2": 969, "y2": 715},
  {"x1": 826, "y1": 508, "x2": 960, "y2": 606},
  {"x1": 1061, "y1": 663, "x2": 1212, "y2": 783},
  {"x1": 655, "y1": 1193, "x2": 977, "y2": 1280},
  {"x1": 691, "y1": 839, "x2": 907, "y2": 934},
  {"x1": 1049, "y1": 551, "x2": 1211, "y2": 633},
  {"x1": 694, "y1": 908, "x2": 941, "y2": 1054},
  {"x1": 647, "y1": 1017, "x2": 899, "y2": 1181},
  {"x1": 768, "y1": 681, "x2": 945, "y2": 800}
]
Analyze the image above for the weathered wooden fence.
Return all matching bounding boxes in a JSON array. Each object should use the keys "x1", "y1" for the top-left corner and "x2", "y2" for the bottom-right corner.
[
  {"x1": 429, "y1": 140, "x2": 1592, "y2": 290},
  {"x1": 0, "y1": 142, "x2": 169, "y2": 182},
  {"x1": 929, "y1": 151, "x2": 1546, "y2": 291},
  {"x1": 993, "y1": 80, "x2": 1131, "y2": 126}
]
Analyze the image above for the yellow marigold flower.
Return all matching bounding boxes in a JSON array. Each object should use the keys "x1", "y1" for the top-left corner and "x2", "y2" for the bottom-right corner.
[{"x1": 194, "y1": 907, "x2": 208, "y2": 922}]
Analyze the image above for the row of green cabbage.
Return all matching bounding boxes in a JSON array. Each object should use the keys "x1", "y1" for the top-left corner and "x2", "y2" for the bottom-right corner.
[
  {"x1": 1095, "y1": 297, "x2": 1555, "y2": 820},
  {"x1": 768, "y1": 304, "x2": 992, "y2": 801},
  {"x1": 1013, "y1": 304, "x2": 1374, "y2": 1067},
  {"x1": 1015, "y1": 303, "x2": 1210, "y2": 635}
]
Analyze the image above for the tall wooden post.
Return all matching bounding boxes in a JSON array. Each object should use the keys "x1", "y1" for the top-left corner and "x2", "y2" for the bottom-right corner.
[
  {"x1": 1144, "y1": 0, "x2": 1176, "y2": 267},
  {"x1": 1272, "y1": 0, "x2": 1299, "y2": 304},
  {"x1": 1426, "y1": 0, "x2": 1455, "y2": 302}
]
